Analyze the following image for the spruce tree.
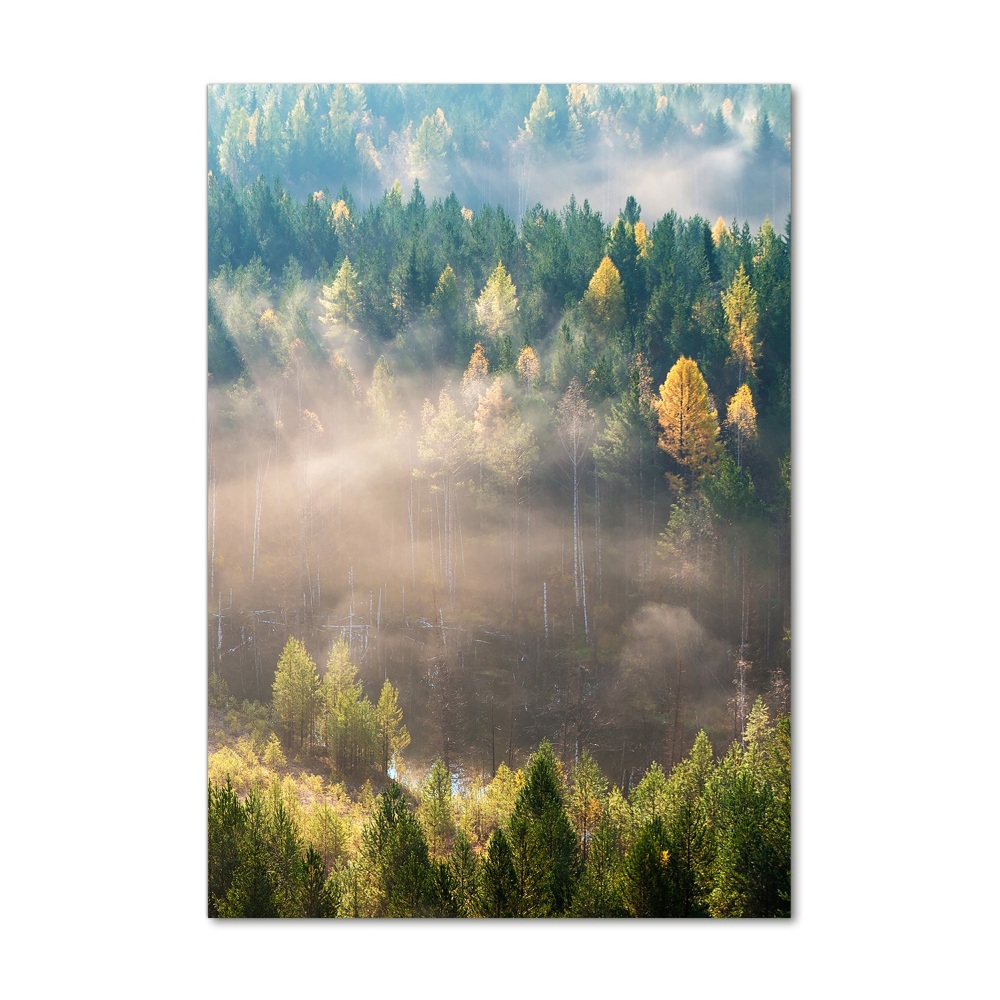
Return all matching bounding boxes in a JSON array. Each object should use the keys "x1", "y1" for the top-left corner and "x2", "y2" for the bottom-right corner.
[
  {"x1": 272, "y1": 638, "x2": 321, "y2": 754},
  {"x1": 474, "y1": 828, "x2": 518, "y2": 918},
  {"x1": 358, "y1": 780, "x2": 434, "y2": 917},
  {"x1": 506, "y1": 741, "x2": 581, "y2": 916}
]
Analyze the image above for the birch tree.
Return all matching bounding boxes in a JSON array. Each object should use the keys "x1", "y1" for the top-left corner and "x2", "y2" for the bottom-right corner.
[
  {"x1": 224, "y1": 378, "x2": 273, "y2": 587},
  {"x1": 558, "y1": 379, "x2": 596, "y2": 640},
  {"x1": 475, "y1": 377, "x2": 538, "y2": 619},
  {"x1": 417, "y1": 386, "x2": 475, "y2": 606}
]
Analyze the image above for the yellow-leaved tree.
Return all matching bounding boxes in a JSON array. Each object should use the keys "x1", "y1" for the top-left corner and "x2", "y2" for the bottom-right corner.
[
  {"x1": 475, "y1": 261, "x2": 518, "y2": 341},
  {"x1": 516, "y1": 344, "x2": 541, "y2": 387},
  {"x1": 721, "y1": 263, "x2": 758, "y2": 385},
  {"x1": 460, "y1": 342, "x2": 490, "y2": 410},
  {"x1": 319, "y1": 256, "x2": 361, "y2": 329},
  {"x1": 725, "y1": 383, "x2": 758, "y2": 469},
  {"x1": 582, "y1": 255, "x2": 625, "y2": 334},
  {"x1": 655, "y1": 356, "x2": 722, "y2": 491}
]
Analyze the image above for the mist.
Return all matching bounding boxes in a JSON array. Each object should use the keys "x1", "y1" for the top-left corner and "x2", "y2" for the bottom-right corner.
[
  {"x1": 454, "y1": 140, "x2": 789, "y2": 236},
  {"x1": 209, "y1": 323, "x2": 785, "y2": 784},
  {"x1": 208, "y1": 82, "x2": 791, "y2": 232},
  {"x1": 207, "y1": 82, "x2": 792, "y2": 788}
]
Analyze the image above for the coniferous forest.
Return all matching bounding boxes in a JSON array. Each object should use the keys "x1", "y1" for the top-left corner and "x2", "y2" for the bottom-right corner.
[{"x1": 207, "y1": 83, "x2": 792, "y2": 918}]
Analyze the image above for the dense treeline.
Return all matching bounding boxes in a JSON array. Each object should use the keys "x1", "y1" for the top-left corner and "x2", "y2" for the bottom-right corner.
[
  {"x1": 209, "y1": 692, "x2": 789, "y2": 918},
  {"x1": 208, "y1": 83, "x2": 790, "y2": 225},
  {"x1": 209, "y1": 173, "x2": 790, "y2": 400}
]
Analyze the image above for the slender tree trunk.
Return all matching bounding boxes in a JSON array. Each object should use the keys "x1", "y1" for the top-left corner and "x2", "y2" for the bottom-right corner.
[
  {"x1": 408, "y1": 467, "x2": 416, "y2": 588},
  {"x1": 670, "y1": 647, "x2": 683, "y2": 769},
  {"x1": 510, "y1": 496, "x2": 517, "y2": 622},
  {"x1": 251, "y1": 446, "x2": 269, "y2": 586},
  {"x1": 737, "y1": 535, "x2": 751, "y2": 748},
  {"x1": 580, "y1": 517, "x2": 589, "y2": 642},
  {"x1": 594, "y1": 463, "x2": 602, "y2": 602},
  {"x1": 209, "y1": 456, "x2": 217, "y2": 598},
  {"x1": 572, "y1": 455, "x2": 580, "y2": 607}
]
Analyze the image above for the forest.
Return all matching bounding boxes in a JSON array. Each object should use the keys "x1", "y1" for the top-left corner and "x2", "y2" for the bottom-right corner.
[{"x1": 206, "y1": 82, "x2": 792, "y2": 918}]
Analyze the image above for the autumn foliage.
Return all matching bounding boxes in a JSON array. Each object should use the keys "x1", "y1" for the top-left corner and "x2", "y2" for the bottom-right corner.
[{"x1": 654, "y1": 356, "x2": 722, "y2": 488}]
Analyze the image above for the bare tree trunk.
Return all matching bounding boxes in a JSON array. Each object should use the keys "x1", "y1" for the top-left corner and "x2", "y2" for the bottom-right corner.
[
  {"x1": 594, "y1": 463, "x2": 602, "y2": 602},
  {"x1": 408, "y1": 467, "x2": 416, "y2": 588},
  {"x1": 251, "y1": 446, "x2": 270, "y2": 586},
  {"x1": 209, "y1": 456, "x2": 217, "y2": 598},
  {"x1": 580, "y1": 510, "x2": 589, "y2": 642},
  {"x1": 670, "y1": 646, "x2": 683, "y2": 769},
  {"x1": 572, "y1": 455, "x2": 580, "y2": 607},
  {"x1": 736, "y1": 537, "x2": 752, "y2": 748}
]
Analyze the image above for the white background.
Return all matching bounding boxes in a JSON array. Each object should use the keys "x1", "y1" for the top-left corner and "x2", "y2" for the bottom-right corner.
[{"x1": 4, "y1": 2, "x2": 996, "y2": 995}]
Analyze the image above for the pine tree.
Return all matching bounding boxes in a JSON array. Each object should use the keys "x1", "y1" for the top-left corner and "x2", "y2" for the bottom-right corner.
[
  {"x1": 419, "y1": 757, "x2": 456, "y2": 858},
  {"x1": 358, "y1": 780, "x2": 434, "y2": 917},
  {"x1": 569, "y1": 810, "x2": 628, "y2": 917},
  {"x1": 208, "y1": 777, "x2": 245, "y2": 916},
  {"x1": 506, "y1": 741, "x2": 581, "y2": 916},
  {"x1": 621, "y1": 816, "x2": 679, "y2": 917},
  {"x1": 567, "y1": 749, "x2": 607, "y2": 863},
  {"x1": 319, "y1": 256, "x2": 361, "y2": 329},
  {"x1": 431, "y1": 264, "x2": 465, "y2": 350},
  {"x1": 375, "y1": 679, "x2": 410, "y2": 778},
  {"x1": 607, "y1": 216, "x2": 642, "y2": 325},
  {"x1": 474, "y1": 827, "x2": 519, "y2": 917},
  {"x1": 705, "y1": 704, "x2": 790, "y2": 917},
  {"x1": 272, "y1": 638, "x2": 321, "y2": 754},
  {"x1": 661, "y1": 731, "x2": 715, "y2": 916},
  {"x1": 323, "y1": 639, "x2": 378, "y2": 777},
  {"x1": 300, "y1": 845, "x2": 338, "y2": 917},
  {"x1": 629, "y1": 761, "x2": 670, "y2": 832},
  {"x1": 447, "y1": 831, "x2": 480, "y2": 916}
]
